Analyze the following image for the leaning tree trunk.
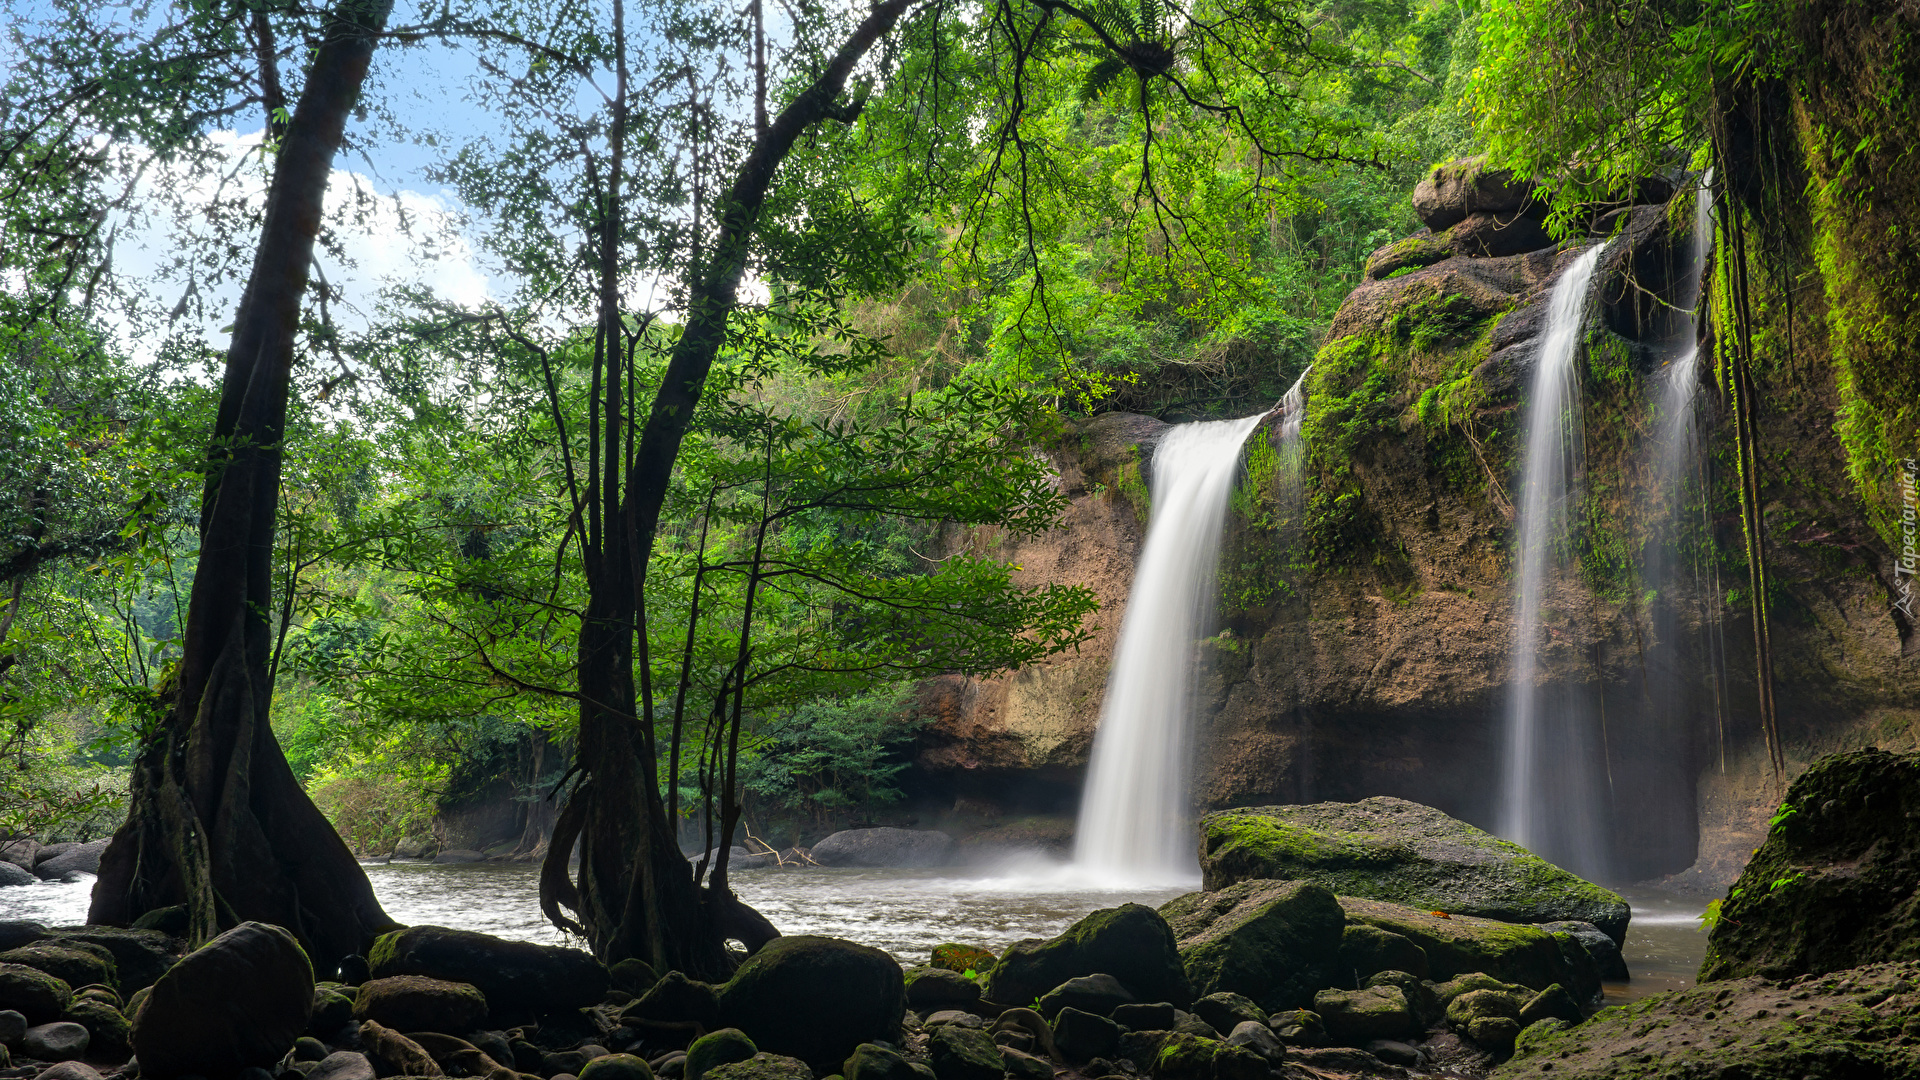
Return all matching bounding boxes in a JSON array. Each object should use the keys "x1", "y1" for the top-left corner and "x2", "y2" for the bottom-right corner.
[
  {"x1": 538, "y1": 0, "x2": 911, "y2": 979},
  {"x1": 90, "y1": 0, "x2": 396, "y2": 967}
]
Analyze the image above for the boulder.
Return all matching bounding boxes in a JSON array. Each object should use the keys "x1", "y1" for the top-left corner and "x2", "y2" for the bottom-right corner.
[
  {"x1": 32, "y1": 841, "x2": 107, "y2": 881},
  {"x1": 622, "y1": 971, "x2": 721, "y2": 1029},
  {"x1": 0, "y1": 964, "x2": 70, "y2": 1023},
  {"x1": 1211, "y1": 1043, "x2": 1267, "y2": 1080},
  {"x1": 609, "y1": 958, "x2": 658, "y2": 995},
  {"x1": 1000, "y1": 1046, "x2": 1050, "y2": 1080},
  {"x1": 989, "y1": 1008, "x2": 1054, "y2": 1059},
  {"x1": 1448, "y1": 211, "x2": 1556, "y2": 258},
  {"x1": 843, "y1": 1043, "x2": 918, "y2": 1080},
  {"x1": 1312, "y1": 986, "x2": 1419, "y2": 1043},
  {"x1": 580, "y1": 1053, "x2": 655, "y2": 1080},
  {"x1": 1191, "y1": 993, "x2": 1264, "y2": 1035},
  {"x1": 928, "y1": 1025, "x2": 1001, "y2": 1080},
  {"x1": 1362, "y1": 971, "x2": 1441, "y2": 1029},
  {"x1": 1363, "y1": 231, "x2": 1453, "y2": 281},
  {"x1": 1339, "y1": 897, "x2": 1599, "y2": 999},
  {"x1": 1036, "y1": 973, "x2": 1132, "y2": 1019},
  {"x1": 1110, "y1": 1001, "x2": 1175, "y2": 1031},
  {"x1": 1517, "y1": 983, "x2": 1583, "y2": 1026},
  {"x1": 47, "y1": 929, "x2": 181, "y2": 992},
  {"x1": 1339, "y1": 924, "x2": 1430, "y2": 982},
  {"x1": 0, "y1": 923, "x2": 46, "y2": 952},
  {"x1": 1412, "y1": 157, "x2": 1540, "y2": 233},
  {"x1": 367, "y1": 925, "x2": 607, "y2": 1018},
  {"x1": 1537, "y1": 921, "x2": 1628, "y2": 982},
  {"x1": 294, "y1": 1037, "x2": 329, "y2": 1062},
  {"x1": 64, "y1": 997, "x2": 130, "y2": 1059},
  {"x1": 702, "y1": 1053, "x2": 810, "y2": 1080},
  {"x1": 983, "y1": 904, "x2": 1189, "y2": 1008},
  {"x1": 0, "y1": 1007, "x2": 26, "y2": 1046},
  {"x1": 0, "y1": 863, "x2": 32, "y2": 888},
  {"x1": 904, "y1": 966, "x2": 979, "y2": 1012},
  {"x1": 717, "y1": 936, "x2": 904, "y2": 1072},
  {"x1": 1445, "y1": 987, "x2": 1524, "y2": 1029},
  {"x1": 686, "y1": 1029, "x2": 756, "y2": 1080},
  {"x1": 1465, "y1": 1015, "x2": 1519, "y2": 1054},
  {"x1": 807, "y1": 828, "x2": 954, "y2": 869},
  {"x1": 1158, "y1": 879, "x2": 1345, "y2": 1011},
  {"x1": 0, "y1": 841, "x2": 37, "y2": 873},
  {"x1": 1050, "y1": 1006, "x2": 1119, "y2": 1062},
  {"x1": 1701, "y1": 748, "x2": 1920, "y2": 981},
  {"x1": 131, "y1": 907, "x2": 190, "y2": 937},
  {"x1": 928, "y1": 944, "x2": 996, "y2": 975},
  {"x1": 24, "y1": 1020, "x2": 89, "y2": 1060},
  {"x1": 36, "y1": 1064, "x2": 100, "y2": 1080},
  {"x1": 132, "y1": 921, "x2": 314, "y2": 1080},
  {"x1": 432, "y1": 849, "x2": 486, "y2": 864},
  {"x1": 352, "y1": 975, "x2": 487, "y2": 1033},
  {"x1": 358, "y1": 1020, "x2": 441, "y2": 1076},
  {"x1": 1222, "y1": 1020, "x2": 1281, "y2": 1062},
  {"x1": 1198, "y1": 799, "x2": 1630, "y2": 943},
  {"x1": 1267, "y1": 1008, "x2": 1323, "y2": 1046},
  {"x1": 310, "y1": 986, "x2": 356, "y2": 1034},
  {"x1": 392, "y1": 836, "x2": 438, "y2": 860},
  {"x1": 0, "y1": 943, "x2": 114, "y2": 992},
  {"x1": 1151, "y1": 1033, "x2": 1218, "y2": 1080}
]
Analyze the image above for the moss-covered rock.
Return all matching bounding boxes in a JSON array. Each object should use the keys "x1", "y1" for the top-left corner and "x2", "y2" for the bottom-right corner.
[
  {"x1": 133, "y1": 922, "x2": 313, "y2": 1080},
  {"x1": 48, "y1": 930, "x2": 180, "y2": 993},
  {"x1": 686, "y1": 1029, "x2": 756, "y2": 1080},
  {"x1": 1340, "y1": 897, "x2": 1598, "y2": 998},
  {"x1": 1312, "y1": 986, "x2": 1419, "y2": 1043},
  {"x1": 1339, "y1": 924, "x2": 1430, "y2": 982},
  {"x1": 352, "y1": 976, "x2": 487, "y2": 1035},
  {"x1": 928, "y1": 944, "x2": 996, "y2": 975},
  {"x1": 1701, "y1": 748, "x2": 1920, "y2": 981},
  {"x1": 367, "y1": 925, "x2": 605, "y2": 1019},
  {"x1": 927, "y1": 1025, "x2": 1001, "y2": 1080},
  {"x1": 0, "y1": 943, "x2": 115, "y2": 993},
  {"x1": 981, "y1": 903, "x2": 1189, "y2": 1007},
  {"x1": 1157, "y1": 880, "x2": 1343, "y2": 1011},
  {"x1": 718, "y1": 936, "x2": 904, "y2": 1073},
  {"x1": 905, "y1": 966, "x2": 980, "y2": 1012},
  {"x1": 1494, "y1": 959, "x2": 1920, "y2": 1079},
  {"x1": 1151, "y1": 1033, "x2": 1218, "y2": 1080},
  {"x1": 1198, "y1": 798, "x2": 1630, "y2": 943},
  {"x1": 843, "y1": 1043, "x2": 918, "y2": 1080},
  {"x1": 63, "y1": 997, "x2": 130, "y2": 1060},
  {"x1": 622, "y1": 970, "x2": 721, "y2": 1029},
  {"x1": 703, "y1": 1053, "x2": 812, "y2": 1080},
  {"x1": 0, "y1": 962, "x2": 70, "y2": 1024},
  {"x1": 1364, "y1": 232, "x2": 1453, "y2": 280}
]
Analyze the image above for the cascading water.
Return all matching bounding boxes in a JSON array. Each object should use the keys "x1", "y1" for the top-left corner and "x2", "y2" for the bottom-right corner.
[
  {"x1": 1073, "y1": 411, "x2": 1268, "y2": 883},
  {"x1": 1498, "y1": 242, "x2": 1609, "y2": 873}
]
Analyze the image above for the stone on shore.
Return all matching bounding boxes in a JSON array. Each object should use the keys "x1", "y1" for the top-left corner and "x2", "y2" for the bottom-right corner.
[
  {"x1": 808, "y1": 828, "x2": 955, "y2": 869},
  {"x1": 982, "y1": 903, "x2": 1190, "y2": 1007},
  {"x1": 22, "y1": 1021, "x2": 89, "y2": 1061},
  {"x1": 0, "y1": 863, "x2": 32, "y2": 889},
  {"x1": 131, "y1": 922, "x2": 314, "y2": 1080},
  {"x1": 352, "y1": 975, "x2": 487, "y2": 1033},
  {"x1": 1198, "y1": 798, "x2": 1630, "y2": 943},
  {"x1": 1159, "y1": 879, "x2": 1345, "y2": 1011},
  {"x1": 32, "y1": 841, "x2": 108, "y2": 881},
  {"x1": 718, "y1": 936, "x2": 904, "y2": 1072},
  {"x1": 0, "y1": 964, "x2": 70, "y2": 1024},
  {"x1": 368, "y1": 925, "x2": 606, "y2": 1018}
]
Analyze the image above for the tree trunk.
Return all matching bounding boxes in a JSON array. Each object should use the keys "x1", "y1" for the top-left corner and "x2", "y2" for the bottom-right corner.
[{"x1": 90, "y1": 0, "x2": 396, "y2": 969}]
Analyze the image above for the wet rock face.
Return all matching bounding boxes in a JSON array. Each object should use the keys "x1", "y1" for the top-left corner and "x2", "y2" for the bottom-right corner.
[
  {"x1": 1197, "y1": 797, "x2": 1630, "y2": 942},
  {"x1": 1702, "y1": 748, "x2": 1920, "y2": 982},
  {"x1": 1496, "y1": 959, "x2": 1920, "y2": 1080}
]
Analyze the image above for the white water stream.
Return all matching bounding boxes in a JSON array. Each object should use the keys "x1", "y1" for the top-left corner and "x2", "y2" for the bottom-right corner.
[
  {"x1": 1498, "y1": 243, "x2": 1608, "y2": 868},
  {"x1": 1072, "y1": 412, "x2": 1267, "y2": 884}
]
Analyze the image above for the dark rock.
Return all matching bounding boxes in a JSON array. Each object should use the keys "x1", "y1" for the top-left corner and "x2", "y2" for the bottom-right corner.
[
  {"x1": 469, "y1": 1031, "x2": 513, "y2": 1067},
  {"x1": 923, "y1": 1010, "x2": 983, "y2": 1029},
  {"x1": 988, "y1": 1008, "x2": 1053, "y2": 1060},
  {"x1": 717, "y1": 936, "x2": 904, "y2": 1073},
  {"x1": 1361, "y1": 971, "x2": 1441, "y2": 1029},
  {"x1": 609, "y1": 959, "x2": 658, "y2": 995},
  {"x1": 132, "y1": 922, "x2": 313, "y2": 1080},
  {"x1": 1311, "y1": 986, "x2": 1418, "y2": 1043},
  {"x1": 546, "y1": 1049, "x2": 592, "y2": 1075},
  {"x1": 1537, "y1": 921, "x2": 1629, "y2": 982},
  {"x1": 1465, "y1": 1015, "x2": 1519, "y2": 1054},
  {"x1": 904, "y1": 967, "x2": 979, "y2": 1012},
  {"x1": 842, "y1": 1043, "x2": 918, "y2": 1080},
  {"x1": 999, "y1": 1047, "x2": 1049, "y2": 1080},
  {"x1": 48, "y1": 930, "x2": 180, "y2": 993},
  {"x1": 1198, "y1": 799, "x2": 1630, "y2": 943},
  {"x1": 432, "y1": 849, "x2": 486, "y2": 864},
  {"x1": 510, "y1": 1038, "x2": 545, "y2": 1073},
  {"x1": 1211, "y1": 1043, "x2": 1266, "y2": 1080},
  {"x1": 580, "y1": 1053, "x2": 655, "y2": 1080},
  {"x1": 1517, "y1": 983, "x2": 1583, "y2": 1026},
  {"x1": 0, "y1": 924, "x2": 46, "y2": 953},
  {"x1": 63, "y1": 997, "x2": 129, "y2": 1060},
  {"x1": 0, "y1": 863, "x2": 31, "y2": 889},
  {"x1": 685, "y1": 1030, "x2": 755, "y2": 1080},
  {"x1": 1702, "y1": 748, "x2": 1920, "y2": 981},
  {"x1": 1170, "y1": 1011, "x2": 1217, "y2": 1038},
  {"x1": 1339, "y1": 924, "x2": 1430, "y2": 982},
  {"x1": 701, "y1": 1053, "x2": 810, "y2": 1080},
  {"x1": 0, "y1": 841, "x2": 38, "y2": 872},
  {"x1": 22, "y1": 1021, "x2": 88, "y2": 1061},
  {"x1": 309, "y1": 1055, "x2": 376, "y2": 1080},
  {"x1": 358, "y1": 1020, "x2": 439, "y2": 1076},
  {"x1": 309, "y1": 987, "x2": 355, "y2": 1035},
  {"x1": 337, "y1": 955, "x2": 370, "y2": 986},
  {"x1": 1444, "y1": 988, "x2": 1524, "y2": 1030},
  {"x1": 1190, "y1": 993, "x2": 1263, "y2": 1035},
  {"x1": 1036, "y1": 973, "x2": 1131, "y2": 1019},
  {"x1": 0, "y1": 945, "x2": 114, "y2": 993},
  {"x1": 36, "y1": 1062, "x2": 101, "y2": 1080},
  {"x1": 928, "y1": 945, "x2": 996, "y2": 976},
  {"x1": 1050, "y1": 1007, "x2": 1119, "y2": 1062},
  {"x1": 927, "y1": 1026, "x2": 1000, "y2": 1080},
  {"x1": 30, "y1": 844, "x2": 74, "y2": 866},
  {"x1": 1412, "y1": 157, "x2": 1541, "y2": 233},
  {"x1": 1159, "y1": 879, "x2": 1343, "y2": 1012},
  {"x1": 1221, "y1": 1020, "x2": 1280, "y2": 1062},
  {"x1": 1108, "y1": 1001, "x2": 1174, "y2": 1031},
  {"x1": 1594, "y1": 204, "x2": 1687, "y2": 342},
  {"x1": 622, "y1": 971, "x2": 720, "y2": 1029},
  {"x1": 1339, "y1": 897, "x2": 1599, "y2": 999},
  {"x1": 991, "y1": 1028, "x2": 1033, "y2": 1053},
  {"x1": 1266, "y1": 1009, "x2": 1322, "y2": 1046},
  {"x1": 1149, "y1": 1032, "x2": 1217, "y2": 1080},
  {"x1": 352, "y1": 975, "x2": 487, "y2": 1034},
  {"x1": 367, "y1": 926, "x2": 607, "y2": 1019},
  {"x1": 1448, "y1": 211, "x2": 1556, "y2": 258},
  {"x1": 0, "y1": 1008, "x2": 24, "y2": 1046},
  {"x1": 1284, "y1": 1047, "x2": 1396, "y2": 1075},
  {"x1": 293, "y1": 1037, "x2": 329, "y2": 1062},
  {"x1": 808, "y1": 829, "x2": 954, "y2": 869},
  {"x1": 1115, "y1": 1028, "x2": 1167, "y2": 1067},
  {"x1": 1365, "y1": 1039, "x2": 1420, "y2": 1067},
  {"x1": 131, "y1": 908, "x2": 190, "y2": 938},
  {"x1": 652, "y1": 1053, "x2": 688, "y2": 1080},
  {"x1": 32, "y1": 842, "x2": 106, "y2": 881},
  {"x1": 0, "y1": 965, "x2": 69, "y2": 1024},
  {"x1": 982, "y1": 905, "x2": 1188, "y2": 1008},
  {"x1": 392, "y1": 836, "x2": 437, "y2": 861}
]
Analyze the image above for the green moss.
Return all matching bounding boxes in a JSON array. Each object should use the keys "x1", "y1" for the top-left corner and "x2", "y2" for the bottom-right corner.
[{"x1": 1114, "y1": 445, "x2": 1150, "y2": 523}]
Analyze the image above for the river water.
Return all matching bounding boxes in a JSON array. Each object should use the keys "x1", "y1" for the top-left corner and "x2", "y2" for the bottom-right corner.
[{"x1": 0, "y1": 860, "x2": 1707, "y2": 1004}]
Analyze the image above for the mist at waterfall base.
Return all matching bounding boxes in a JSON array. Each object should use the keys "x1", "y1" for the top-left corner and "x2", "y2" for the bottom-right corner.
[
  {"x1": 1497, "y1": 243, "x2": 1615, "y2": 879},
  {"x1": 1071, "y1": 412, "x2": 1268, "y2": 885}
]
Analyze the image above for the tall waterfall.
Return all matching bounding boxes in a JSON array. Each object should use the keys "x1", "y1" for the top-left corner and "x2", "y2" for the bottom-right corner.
[
  {"x1": 1497, "y1": 243, "x2": 1609, "y2": 871},
  {"x1": 1073, "y1": 412, "x2": 1268, "y2": 883}
]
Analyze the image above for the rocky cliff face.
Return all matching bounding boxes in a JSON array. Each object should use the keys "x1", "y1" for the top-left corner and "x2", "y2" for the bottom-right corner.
[{"x1": 906, "y1": 163, "x2": 1920, "y2": 886}]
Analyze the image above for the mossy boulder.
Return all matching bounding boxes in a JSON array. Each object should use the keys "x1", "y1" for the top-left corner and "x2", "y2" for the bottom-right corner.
[
  {"x1": 0, "y1": 963, "x2": 71, "y2": 1024},
  {"x1": 351, "y1": 975, "x2": 487, "y2": 1034},
  {"x1": 47, "y1": 930, "x2": 180, "y2": 993},
  {"x1": 1199, "y1": 798, "x2": 1630, "y2": 943},
  {"x1": 1411, "y1": 157, "x2": 1540, "y2": 232},
  {"x1": 1339, "y1": 924, "x2": 1430, "y2": 981},
  {"x1": 1312, "y1": 986, "x2": 1419, "y2": 1043},
  {"x1": 622, "y1": 970, "x2": 721, "y2": 1028},
  {"x1": 1152, "y1": 1033, "x2": 1219, "y2": 1080},
  {"x1": 927, "y1": 1025, "x2": 1002, "y2": 1080},
  {"x1": 1157, "y1": 880, "x2": 1343, "y2": 1011},
  {"x1": 928, "y1": 944, "x2": 996, "y2": 975},
  {"x1": 703, "y1": 1053, "x2": 812, "y2": 1080},
  {"x1": 1493, "y1": 959, "x2": 1920, "y2": 1079},
  {"x1": 132, "y1": 922, "x2": 314, "y2": 1080},
  {"x1": 686, "y1": 1029, "x2": 756, "y2": 1080},
  {"x1": 1364, "y1": 232, "x2": 1453, "y2": 280},
  {"x1": 843, "y1": 1043, "x2": 919, "y2": 1080},
  {"x1": 1700, "y1": 748, "x2": 1920, "y2": 981},
  {"x1": 63, "y1": 997, "x2": 130, "y2": 1060},
  {"x1": 0, "y1": 943, "x2": 115, "y2": 993},
  {"x1": 367, "y1": 925, "x2": 606, "y2": 1019},
  {"x1": 904, "y1": 966, "x2": 979, "y2": 1012},
  {"x1": 718, "y1": 936, "x2": 904, "y2": 1073},
  {"x1": 580, "y1": 1054, "x2": 655, "y2": 1080},
  {"x1": 1340, "y1": 897, "x2": 1599, "y2": 999},
  {"x1": 981, "y1": 903, "x2": 1189, "y2": 1007}
]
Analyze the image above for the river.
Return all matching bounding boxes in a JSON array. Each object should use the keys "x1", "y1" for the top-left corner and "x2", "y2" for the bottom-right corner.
[{"x1": 0, "y1": 861, "x2": 1705, "y2": 1004}]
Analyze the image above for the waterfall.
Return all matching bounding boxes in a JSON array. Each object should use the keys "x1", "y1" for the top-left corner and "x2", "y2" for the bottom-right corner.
[
  {"x1": 1074, "y1": 411, "x2": 1268, "y2": 883},
  {"x1": 1497, "y1": 242, "x2": 1608, "y2": 871}
]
